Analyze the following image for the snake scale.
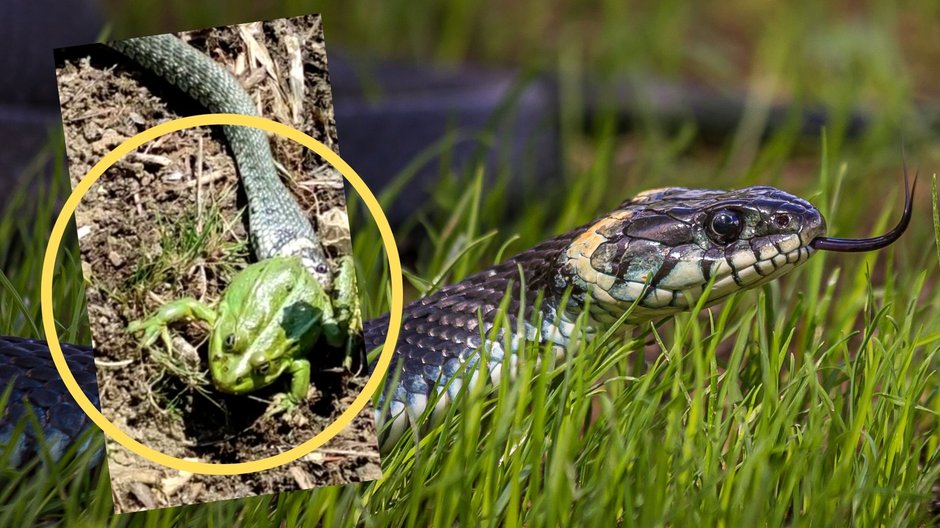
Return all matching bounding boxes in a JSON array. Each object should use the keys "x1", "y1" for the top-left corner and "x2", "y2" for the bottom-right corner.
[{"x1": 0, "y1": 34, "x2": 913, "y2": 465}]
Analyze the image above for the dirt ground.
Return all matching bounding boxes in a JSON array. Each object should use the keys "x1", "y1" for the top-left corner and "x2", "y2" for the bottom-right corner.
[{"x1": 54, "y1": 15, "x2": 382, "y2": 512}]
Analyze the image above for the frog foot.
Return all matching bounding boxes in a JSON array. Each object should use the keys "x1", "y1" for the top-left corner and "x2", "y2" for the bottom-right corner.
[
  {"x1": 262, "y1": 394, "x2": 294, "y2": 418},
  {"x1": 128, "y1": 298, "x2": 217, "y2": 350},
  {"x1": 127, "y1": 318, "x2": 172, "y2": 349},
  {"x1": 264, "y1": 389, "x2": 316, "y2": 419}
]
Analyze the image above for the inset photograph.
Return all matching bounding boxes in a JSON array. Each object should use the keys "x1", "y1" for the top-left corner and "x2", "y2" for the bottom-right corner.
[{"x1": 54, "y1": 14, "x2": 381, "y2": 512}]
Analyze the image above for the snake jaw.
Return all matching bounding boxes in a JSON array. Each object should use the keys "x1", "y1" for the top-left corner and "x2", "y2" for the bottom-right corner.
[
  {"x1": 798, "y1": 208, "x2": 827, "y2": 249},
  {"x1": 809, "y1": 169, "x2": 915, "y2": 252}
]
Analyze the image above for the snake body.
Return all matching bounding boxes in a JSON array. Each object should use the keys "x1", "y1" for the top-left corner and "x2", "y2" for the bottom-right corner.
[
  {"x1": 109, "y1": 35, "x2": 332, "y2": 287},
  {"x1": 0, "y1": 336, "x2": 97, "y2": 465},
  {"x1": 0, "y1": 34, "x2": 909, "y2": 464},
  {"x1": 365, "y1": 186, "x2": 823, "y2": 443}
]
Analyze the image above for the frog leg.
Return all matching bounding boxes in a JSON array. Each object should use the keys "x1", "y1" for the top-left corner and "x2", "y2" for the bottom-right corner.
[
  {"x1": 261, "y1": 358, "x2": 312, "y2": 417},
  {"x1": 331, "y1": 255, "x2": 362, "y2": 335},
  {"x1": 128, "y1": 298, "x2": 217, "y2": 349},
  {"x1": 287, "y1": 358, "x2": 311, "y2": 404},
  {"x1": 325, "y1": 256, "x2": 363, "y2": 366}
]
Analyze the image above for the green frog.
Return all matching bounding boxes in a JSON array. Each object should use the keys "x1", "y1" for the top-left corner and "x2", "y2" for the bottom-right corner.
[{"x1": 128, "y1": 255, "x2": 361, "y2": 408}]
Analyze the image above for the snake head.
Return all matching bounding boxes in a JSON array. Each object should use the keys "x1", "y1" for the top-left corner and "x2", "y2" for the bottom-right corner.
[
  {"x1": 558, "y1": 185, "x2": 830, "y2": 321},
  {"x1": 559, "y1": 170, "x2": 913, "y2": 323}
]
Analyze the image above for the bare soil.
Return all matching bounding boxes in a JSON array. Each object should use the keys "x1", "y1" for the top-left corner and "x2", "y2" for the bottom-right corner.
[{"x1": 54, "y1": 14, "x2": 382, "y2": 512}]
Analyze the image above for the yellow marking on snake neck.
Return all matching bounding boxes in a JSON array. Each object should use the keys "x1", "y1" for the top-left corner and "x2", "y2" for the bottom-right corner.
[
  {"x1": 565, "y1": 210, "x2": 633, "y2": 292},
  {"x1": 630, "y1": 187, "x2": 678, "y2": 203}
]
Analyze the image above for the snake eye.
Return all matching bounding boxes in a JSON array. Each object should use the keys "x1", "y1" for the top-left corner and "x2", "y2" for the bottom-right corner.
[
  {"x1": 773, "y1": 213, "x2": 791, "y2": 228},
  {"x1": 257, "y1": 362, "x2": 270, "y2": 375},
  {"x1": 315, "y1": 263, "x2": 328, "y2": 275},
  {"x1": 223, "y1": 334, "x2": 236, "y2": 350},
  {"x1": 706, "y1": 209, "x2": 744, "y2": 245}
]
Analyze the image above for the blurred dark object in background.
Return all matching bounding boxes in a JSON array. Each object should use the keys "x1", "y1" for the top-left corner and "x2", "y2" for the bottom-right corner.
[
  {"x1": 0, "y1": 0, "x2": 102, "y2": 199},
  {"x1": 327, "y1": 51, "x2": 559, "y2": 224}
]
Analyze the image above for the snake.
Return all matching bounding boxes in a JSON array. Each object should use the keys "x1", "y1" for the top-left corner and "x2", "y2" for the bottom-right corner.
[{"x1": 0, "y1": 34, "x2": 914, "y2": 465}]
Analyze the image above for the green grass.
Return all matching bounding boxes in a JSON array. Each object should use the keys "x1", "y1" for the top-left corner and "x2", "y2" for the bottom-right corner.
[
  {"x1": 124, "y1": 197, "x2": 248, "y2": 303},
  {"x1": 3, "y1": 0, "x2": 940, "y2": 525}
]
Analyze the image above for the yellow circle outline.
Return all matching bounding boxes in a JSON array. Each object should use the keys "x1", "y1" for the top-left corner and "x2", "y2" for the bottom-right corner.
[{"x1": 40, "y1": 113, "x2": 402, "y2": 476}]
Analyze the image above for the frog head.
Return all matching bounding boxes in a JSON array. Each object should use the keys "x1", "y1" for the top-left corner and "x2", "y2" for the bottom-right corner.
[{"x1": 209, "y1": 256, "x2": 331, "y2": 395}]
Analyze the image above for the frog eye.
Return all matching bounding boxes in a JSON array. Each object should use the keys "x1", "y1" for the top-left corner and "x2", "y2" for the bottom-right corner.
[
  {"x1": 257, "y1": 362, "x2": 270, "y2": 375},
  {"x1": 223, "y1": 334, "x2": 236, "y2": 350},
  {"x1": 315, "y1": 263, "x2": 328, "y2": 275}
]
